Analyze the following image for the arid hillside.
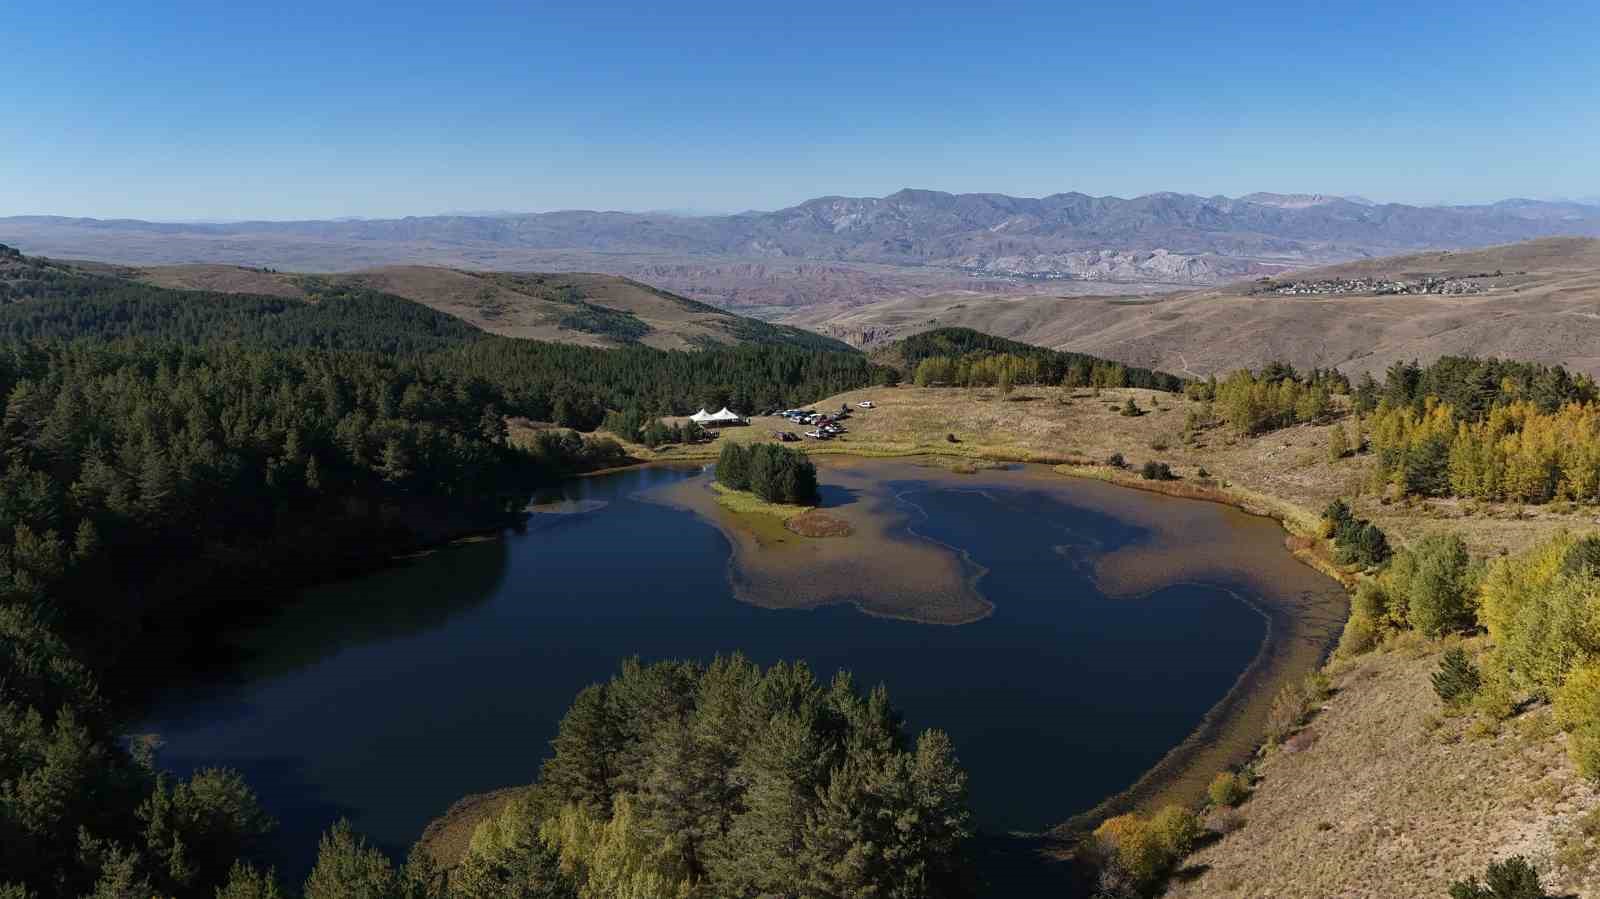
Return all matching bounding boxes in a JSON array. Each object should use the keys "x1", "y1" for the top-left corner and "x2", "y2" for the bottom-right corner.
[
  {"x1": 1168, "y1": 640, "x2": 1600, "y2": 899},
  {"x1": 101, "y1": 261, "x2": 853, "y2": 351},
  {"x1": 787, "y1": 238, "x2": 1600, "y2": 378}
]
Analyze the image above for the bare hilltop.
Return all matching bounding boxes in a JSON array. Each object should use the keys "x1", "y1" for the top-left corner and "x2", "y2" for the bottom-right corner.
[{"x1": 793, "y1": 237, "x2": 1600, "y2": 378}]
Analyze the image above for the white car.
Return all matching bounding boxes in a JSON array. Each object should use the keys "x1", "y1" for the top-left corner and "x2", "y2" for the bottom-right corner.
[
  {"x1": 805, "y1": 430, "x2": 828, "y2": 439},
  {"x1": 856, "y1": 401, "x2": 875, "y2": 408}
]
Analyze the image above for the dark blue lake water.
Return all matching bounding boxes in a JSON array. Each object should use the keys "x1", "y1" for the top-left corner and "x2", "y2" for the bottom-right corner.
[{"x1": 140, "y1": 463, "x2": 1266, "y2": 872}]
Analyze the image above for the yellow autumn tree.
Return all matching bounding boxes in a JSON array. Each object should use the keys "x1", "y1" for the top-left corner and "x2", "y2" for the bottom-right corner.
[{"x1": 540, "y1": 795, "x2": 695, "y2": 899}]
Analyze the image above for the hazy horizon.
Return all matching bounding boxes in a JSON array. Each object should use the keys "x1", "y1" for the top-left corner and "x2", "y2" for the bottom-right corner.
[{"x1": 6, "y1": 187, "x2": 1600, "y2": 226}]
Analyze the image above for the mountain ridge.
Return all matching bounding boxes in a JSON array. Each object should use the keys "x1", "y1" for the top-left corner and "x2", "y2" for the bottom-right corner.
[{"x1": 3, "y1": 190, "x2": 1597, "y2": 310}]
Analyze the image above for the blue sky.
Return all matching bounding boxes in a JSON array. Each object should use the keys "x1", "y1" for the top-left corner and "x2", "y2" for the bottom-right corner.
[{"x1": 2, "y1": 0, "x2": 1596, "y2": 220}]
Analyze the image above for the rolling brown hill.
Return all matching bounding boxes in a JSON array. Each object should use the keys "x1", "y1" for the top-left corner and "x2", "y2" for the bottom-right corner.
[
  {"x1": 127, "y1": 262, "x2": 851, "y2": 351},
  {"x1": 787, "y1": 238, "x2": 1600, "y2": 378}
]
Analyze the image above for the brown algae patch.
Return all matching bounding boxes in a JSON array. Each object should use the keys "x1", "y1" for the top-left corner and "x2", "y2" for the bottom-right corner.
[
  {"x1": 526, "y1": 497, "x2": 610, "y2": 515},
  {"x1": 650, "y1": 458, "x2": 993, "y2": 625},
  {"x1": 786, "y1": 510, "x2": 852, "y2": 537}
]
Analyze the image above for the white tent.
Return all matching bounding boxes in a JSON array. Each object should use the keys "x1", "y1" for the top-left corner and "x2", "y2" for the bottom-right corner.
[{"x1": 690, "y1": 407, "x2": 744, "y2": 426}]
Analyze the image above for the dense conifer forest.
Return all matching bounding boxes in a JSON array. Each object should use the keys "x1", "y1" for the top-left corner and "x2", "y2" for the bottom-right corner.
[{"x1": 0, "y1": 246, "x2": 936, "y2": 898}]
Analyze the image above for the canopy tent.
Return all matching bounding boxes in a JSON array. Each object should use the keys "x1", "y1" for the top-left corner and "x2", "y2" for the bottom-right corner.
[{"x1": 690, "y1": 407, "x2": 745, "y2": 426}]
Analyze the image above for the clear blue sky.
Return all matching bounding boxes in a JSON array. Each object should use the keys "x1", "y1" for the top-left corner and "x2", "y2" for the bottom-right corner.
[{"x1": 3, "y1": 0, "x2": 1596, "y2": 220}]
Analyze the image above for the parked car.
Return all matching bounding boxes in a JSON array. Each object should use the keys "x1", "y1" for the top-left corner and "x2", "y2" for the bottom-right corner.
[{"x1": 856, "y1": 401, "x2": 875, "y2": 409}]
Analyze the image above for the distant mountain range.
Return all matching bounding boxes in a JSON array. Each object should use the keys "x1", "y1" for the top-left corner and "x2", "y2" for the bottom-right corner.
[{"x1": 3, "y1": 190, "x2": 1598, "y2": 307}]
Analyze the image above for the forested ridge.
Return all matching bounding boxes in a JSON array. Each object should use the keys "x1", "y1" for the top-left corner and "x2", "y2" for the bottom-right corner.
[
  {"x1": 883, "y1": 328, "x2": 1187, "y2": 393},
  {"x1": 0, "y1": 245, "x2": 920, "y2": 898},
  {"x1": 0, "y1": 247, "x2": 855, "y2": 354},
  {"x1": 471, "y1": 271, "x2": 853, "y2": 352}
]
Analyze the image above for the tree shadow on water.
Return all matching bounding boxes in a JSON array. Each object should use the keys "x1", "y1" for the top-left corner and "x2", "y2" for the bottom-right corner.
[
  {"x1": 206, "y1": 754, "x2": 365, "y2": 885},
  {"x1": 816, "y1": 482, "x2": 862, "y2": 510},
  {"x1": 970, "y1": 832, "x2": 1087, "y2": 897}
]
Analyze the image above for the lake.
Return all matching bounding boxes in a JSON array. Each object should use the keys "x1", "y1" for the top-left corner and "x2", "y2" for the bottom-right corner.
[{"x1": 138, "y1": 458, "x2": 1345, "y2": 874}]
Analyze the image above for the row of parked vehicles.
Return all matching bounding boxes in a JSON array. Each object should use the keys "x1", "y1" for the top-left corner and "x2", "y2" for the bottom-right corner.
[{"x1": 768, "y1": 401, "x2": 873, "y2": 441}]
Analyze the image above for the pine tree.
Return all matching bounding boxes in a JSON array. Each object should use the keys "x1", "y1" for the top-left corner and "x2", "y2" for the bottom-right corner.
[
  {"x1": 1433, "y1": 647, "x2": 1483, "y2": 706},
  {"x1": 453, "y1": 798, "x2": 574, "y2": 899},
  {"x1": 634, "y1": 717, "x2": 720, "y2": 877},
  {"x1": 71, "y1": 519, "x2": 99, "y2": 563},
  {"x1": 540, "y1": 684, "x2": 622, "y2": 814},
  {"x1": 687, "y1": 655, "x2": 761, "y2": 842},
  {"x1": 79, "y1": 843, "x2": 155, "y2": 899},
  {"x1": 137, "y1": 768, "x2": 274, "y2": 896},
  {"x1": 479, "y1": 406, "x2": 508, "y2": 446},
  {"x1": 302, "y1": 821, "x2": 401, "y2": 899},
  {"x1": 708, "y1": 710, "x2": 829, "y2": 895},
  {"x1": 1449, "y1": 856, "x2": 1547, "y2": 899},
  {"x1": 136, "y1": 449, "x2": 177, "y2": 523},
  {"x1": 716, "y1": 443, "x2": 750, "y2": 491},
  {"x1": 378, "y1": 439, "x2": 412, "y2": 485},
  {"x1": 602, "y1": 659, "x2": 698, "y2": 799},
  {"x1": 801, "y1": 754, "x2": 889, "y2": 897},
  {"x1": 215, "y1": 863, "x2": 285, "y2": 899},
  {"x1": 899, "y1": 730, "x2": 974, "y2": 897}
]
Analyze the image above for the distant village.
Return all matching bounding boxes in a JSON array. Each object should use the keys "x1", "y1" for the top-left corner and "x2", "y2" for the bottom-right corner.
[{"x1": 1253, "y1": 271, "x2": 1504, "y2": 297}]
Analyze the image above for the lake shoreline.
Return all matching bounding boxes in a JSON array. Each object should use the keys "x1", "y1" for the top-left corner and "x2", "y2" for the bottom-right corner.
[{"x1": 411, "y1": 451, "x2": 1349, "y2": 867}]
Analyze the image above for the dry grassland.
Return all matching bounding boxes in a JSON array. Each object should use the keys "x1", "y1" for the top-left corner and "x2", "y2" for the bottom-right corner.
[{"x1": 1169, "y1": 639, "x2": 1600, "y2": 898}]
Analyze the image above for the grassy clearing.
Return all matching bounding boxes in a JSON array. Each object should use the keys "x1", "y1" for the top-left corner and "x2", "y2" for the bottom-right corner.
[{"x1": 709, "y1": 482, "x2": 811, "y2": 520}]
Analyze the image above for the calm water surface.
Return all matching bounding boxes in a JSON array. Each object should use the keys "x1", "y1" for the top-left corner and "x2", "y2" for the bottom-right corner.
[{"x1": 141, "y1": 464, "x2": 1266, "y2": 870}]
